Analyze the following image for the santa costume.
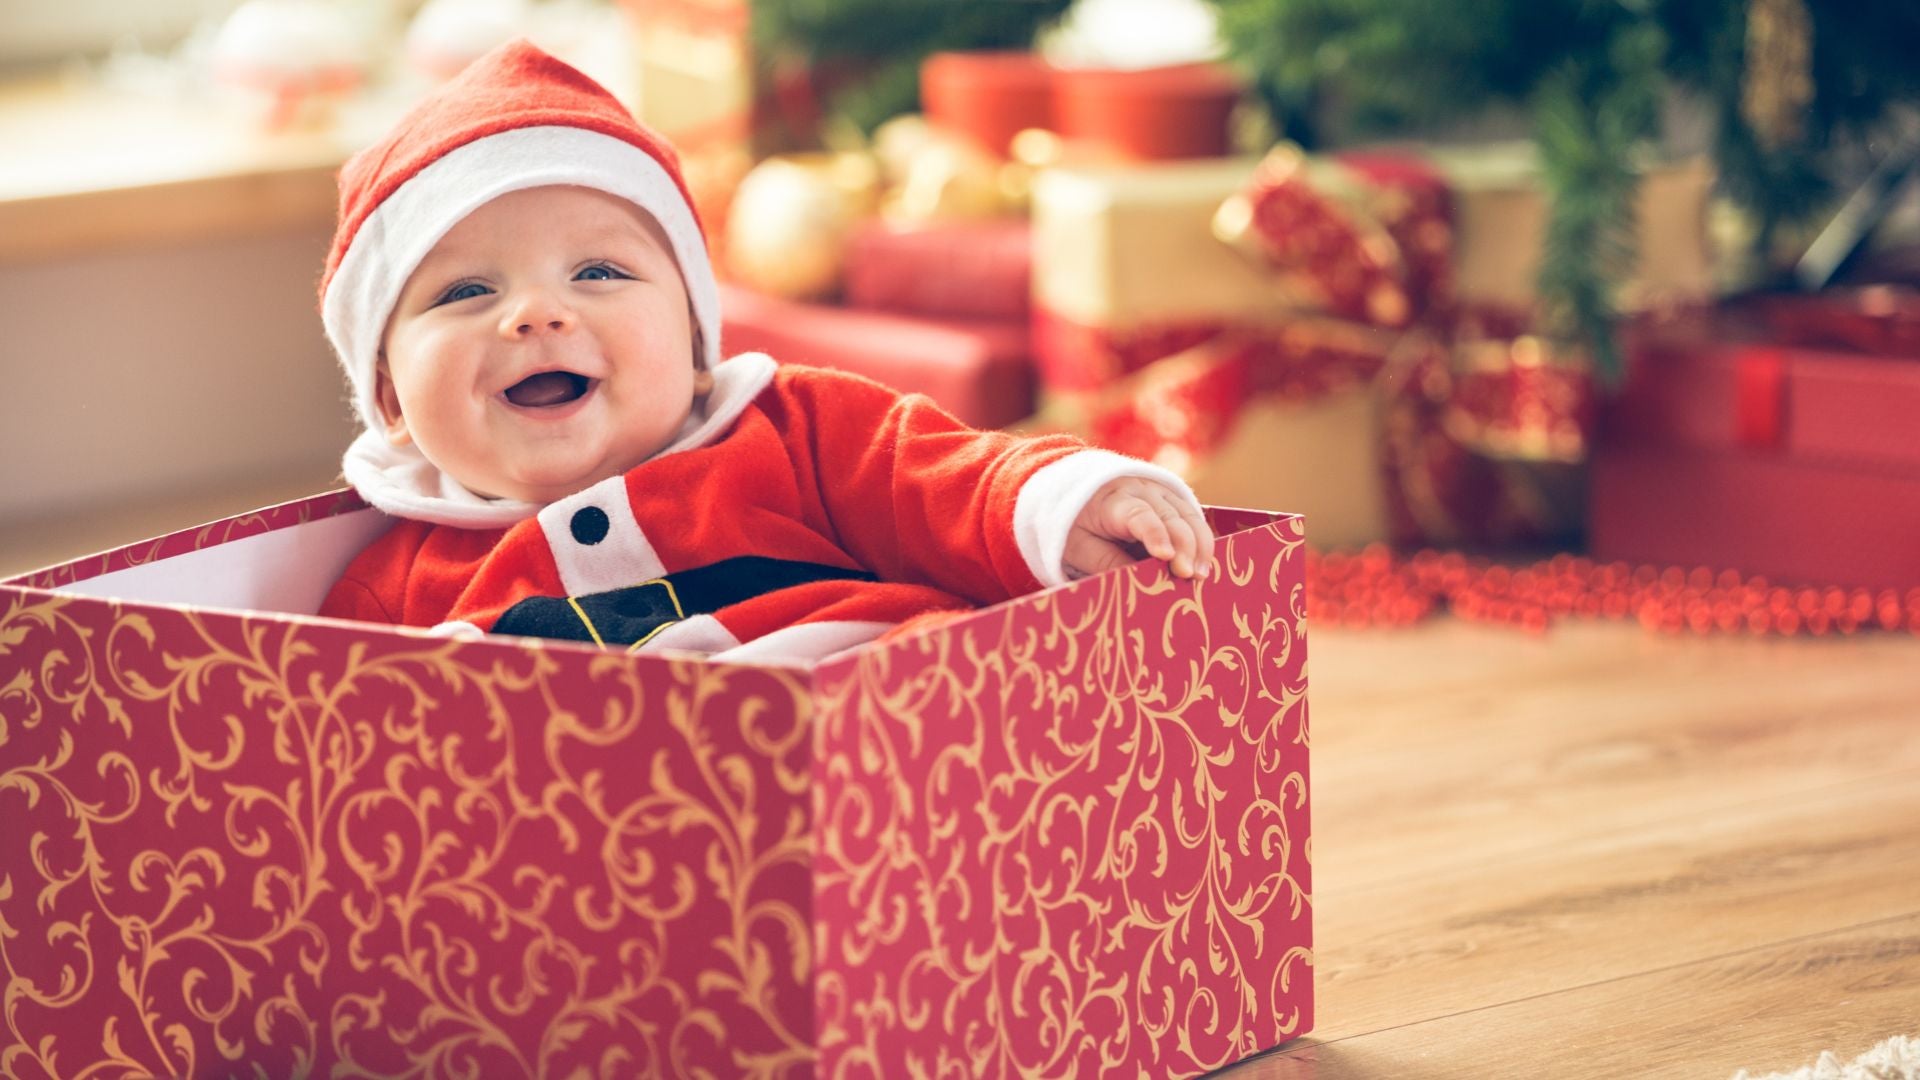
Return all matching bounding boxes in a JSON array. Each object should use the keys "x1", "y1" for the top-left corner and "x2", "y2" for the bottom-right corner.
[{"x1": 317, "y1": 41, "x2": 1195, "y2": 664}]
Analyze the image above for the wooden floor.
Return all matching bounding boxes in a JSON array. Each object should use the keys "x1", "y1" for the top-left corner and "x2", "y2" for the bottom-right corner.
[{"x1": 1224, "y1": 618, "x2": 1920, "y2": 1080}]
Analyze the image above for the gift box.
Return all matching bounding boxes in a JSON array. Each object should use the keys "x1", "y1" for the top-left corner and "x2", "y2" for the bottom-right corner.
[
  {"x1": 1027, "y1": 147, "x2": 1693, "y2": 547},
  {"x1": 620, "y1": 0, "x2": 820, "y2": 260},
  {"x1": 1588, "y1": 445, "x2": 1920, "y2": 590},
  {"x1": 1025, "y1": 313, "x2": 1398, "y2": 548},
  {"x1": 1050, "y1": 62, "x2": 1244, "y2": 162},
  {"x1": 920, "y1": 50, "x2": 1055, "y2": 158},
  {"x1": 721, "y1": 281, "x2": 1038, "y2": 429},
  {"x1": 1591, "y1": 291, "x2": 1920, "y2": 587},
  {"x1": 918, "y1": 50, "x2": 1243, "y2": 163},
  {"x1": 0, "y1": 491, "x2": 1313, "y2": 1076},
  {"x1": 1421, "y1": 144, "x2": 1717, "y2": 314},
  {"x1": 623, "y1": 0, "x2": 798, "y2": 158},
  {"x1": 1032, "y1": 158, "x2": 1271, "y2": 383},
  {"x1": 843, "y1": 219, "x2": 1032, "y2": 321},
  {"x1": 1031, "y1": 149, "x2": 1717, "y2": 390}
]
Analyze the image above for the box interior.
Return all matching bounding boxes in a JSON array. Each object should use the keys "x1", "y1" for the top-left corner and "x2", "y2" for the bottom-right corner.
[
  {"x1": 51, "y1": 508, "x2": 394, "y2": 618},
  {"x1": 39, "y1": 504, "x2": 1298, "y2": 638}
]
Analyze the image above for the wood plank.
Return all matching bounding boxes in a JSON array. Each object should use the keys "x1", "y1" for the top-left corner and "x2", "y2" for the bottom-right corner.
[
  {"x1": 0, "y1": 164, "x2": 339, "y2": 263},
  {"x1": 1233, "y1": 913, "x2": 1920, "y2": 1079},
  {"x1": 0, "y1": 75, "x2": 361, "y2": 262},
  {"x1": 1308, "y1": 623, "x2": 1920, "y2": 888},
  {"x1": 1304, "y1": 767, "x2": 1920, "y2": 1039}
]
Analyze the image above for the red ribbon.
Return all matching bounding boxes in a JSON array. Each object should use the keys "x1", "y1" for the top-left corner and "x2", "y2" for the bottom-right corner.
[
  {"x1": 1045, "y1": 143, "x2": 1599, "y2": 547},
  {"x1": 1733, "y1": 348, "x2": 1789, "y2": 450}
]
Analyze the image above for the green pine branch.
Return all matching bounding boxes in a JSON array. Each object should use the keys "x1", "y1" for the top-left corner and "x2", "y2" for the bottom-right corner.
[
  {"x1": 749, "y1": 0, "x2": 1073, "y2": 134},
  {"x1": 1212, "y1": 0, "x2": 1920, "y2": 380}
]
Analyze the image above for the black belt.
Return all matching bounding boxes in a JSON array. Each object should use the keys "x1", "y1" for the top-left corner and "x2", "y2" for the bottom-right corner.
[{"x1": 492, "y1": 555, "x2": 878, "y2": 648}]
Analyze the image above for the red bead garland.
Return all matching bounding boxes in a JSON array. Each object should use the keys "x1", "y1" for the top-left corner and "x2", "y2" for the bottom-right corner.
[{"x1": 1305, "y1": 545, "x2": 1920, "y2": 638}]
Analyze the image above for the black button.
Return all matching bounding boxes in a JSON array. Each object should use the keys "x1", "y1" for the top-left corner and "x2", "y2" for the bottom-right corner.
[{"x1": 569, "y1": 506, "x2": 610, "y2": 545}]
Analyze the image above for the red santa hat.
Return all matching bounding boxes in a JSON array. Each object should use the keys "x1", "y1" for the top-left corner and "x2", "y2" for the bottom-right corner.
[{"x1": 319, "y1": 40, "x2": 722, "y2": 524}]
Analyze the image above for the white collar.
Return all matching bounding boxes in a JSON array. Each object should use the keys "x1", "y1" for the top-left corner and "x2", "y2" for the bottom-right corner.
[{"x1": 342, "y1": 352, "x2": 779, "y2": 528}]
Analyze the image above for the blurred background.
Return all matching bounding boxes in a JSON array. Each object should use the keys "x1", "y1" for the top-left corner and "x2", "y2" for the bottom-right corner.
[{"x1": 3, "y1": 0, "x2": 1918, "y2": 616}]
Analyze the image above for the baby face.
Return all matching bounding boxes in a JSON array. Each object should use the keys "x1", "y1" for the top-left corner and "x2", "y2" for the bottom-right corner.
[{"x1": 377, "y1": 185, "x2": 698, "y2": 504}]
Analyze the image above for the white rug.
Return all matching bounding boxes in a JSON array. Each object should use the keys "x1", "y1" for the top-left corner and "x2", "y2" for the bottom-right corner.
[{"x1": 1733, "y1": 1036, "x2": 1920, "y2": 1080}]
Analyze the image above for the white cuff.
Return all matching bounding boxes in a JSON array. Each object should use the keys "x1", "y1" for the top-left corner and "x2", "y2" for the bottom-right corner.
[{"x1": 1012, "y1": 449, "x2": 1201, "y2": 588}]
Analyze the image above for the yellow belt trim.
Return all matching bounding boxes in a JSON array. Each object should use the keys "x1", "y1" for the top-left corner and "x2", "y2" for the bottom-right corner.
[
  {"x1": 558, "y1": 579, "x2": 686, "y2": 652},
  {"x1": 627, "y1": 578, "x2": 687, "y2": 653},
  {"x1": 566, "y1": 595, "x2": 606, "y2": 648}
]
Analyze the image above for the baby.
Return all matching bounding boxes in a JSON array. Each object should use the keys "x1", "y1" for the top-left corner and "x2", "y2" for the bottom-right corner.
[{"x1": 318, "y1": 41, "x2": 1213, "y2": 664}]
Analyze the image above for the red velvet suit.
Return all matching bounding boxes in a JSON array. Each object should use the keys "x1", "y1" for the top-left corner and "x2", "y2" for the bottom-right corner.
[{"x1": 322, "y1": 362, "x2": 1092, "y2": 659}]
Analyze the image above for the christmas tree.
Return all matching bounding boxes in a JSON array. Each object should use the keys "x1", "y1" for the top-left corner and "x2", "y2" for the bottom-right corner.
[
  {"x1": 1211, "y1": 0, "x2": 1920, "y2": 377},
  {"x1": 749, "y1": 0, "x2": 1072, "y2": 135}
]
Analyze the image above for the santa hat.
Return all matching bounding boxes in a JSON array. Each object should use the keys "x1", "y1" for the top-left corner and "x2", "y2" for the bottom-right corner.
[{"x1": 319, "y1": 39, "x2": 721, "y2": 525}]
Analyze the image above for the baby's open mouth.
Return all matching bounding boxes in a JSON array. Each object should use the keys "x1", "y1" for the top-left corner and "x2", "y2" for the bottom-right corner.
[{"x1": 502, "y1": 370, "x2": 593, "y2": 408}]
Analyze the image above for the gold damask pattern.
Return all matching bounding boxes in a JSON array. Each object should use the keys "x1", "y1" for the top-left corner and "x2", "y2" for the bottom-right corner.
[
  {"x1": 810, "y1": 512, "x2": 1311, "y2": 1077},
  {"x1": 1, "y1": 600, "x2": 817, "y2": 1077},
  {"x1": 0, "y1": 507, "x2": 1310, "y2": 1077}
]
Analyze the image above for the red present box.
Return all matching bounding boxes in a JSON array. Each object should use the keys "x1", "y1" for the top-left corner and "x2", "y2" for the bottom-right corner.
[
  {"x1": 1051, "y1": 63, "x2": 1244, "y2": 162},
  {"x1": 1593, "y1": 294, "x2": 1920, "y2": 587},
  {"x1": 1590, "y1": 447, "x2": 1920, "y2": 589},
  {"x1": 918, "y1": 51, "x2": 1242, "y2": 164},
  {"x1": 721, "y1": 281, "x2": 1037, "y2": 429},
  {"x1": 920, "y1": 50, "x2": 1054, "y2": 158},
  {"x1": 1612, "y1": 307, "x2": 1920, "y2": 472},
  {"x1": 0, "y1": 491, "x2": 1313, "y2": 1076},
  {"x1": 842, "y1": 219, "x2": 1032, "y2": 321}
]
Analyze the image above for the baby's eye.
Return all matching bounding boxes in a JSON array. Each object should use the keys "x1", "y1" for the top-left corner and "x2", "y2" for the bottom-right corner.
[
  {"x1": 575, "y1": 262, "x2": 631, "y2": 282},
  {"x1": 436, "y1": 281, "x2": 491, "y2": 306}
]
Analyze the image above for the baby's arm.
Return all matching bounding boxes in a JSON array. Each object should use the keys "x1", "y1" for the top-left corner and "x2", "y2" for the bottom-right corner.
[
  {"x1": 777, "y1": 366, "x2": 1214, "y2": 597},
  {"x1": 1063, "y1": 476, "x2": 1216, "y2": 579}
]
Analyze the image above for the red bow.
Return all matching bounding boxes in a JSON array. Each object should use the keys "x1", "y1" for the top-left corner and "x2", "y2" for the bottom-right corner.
[{"x1": 1043, "y1": 143, "x2": 1599, "y2": 547}]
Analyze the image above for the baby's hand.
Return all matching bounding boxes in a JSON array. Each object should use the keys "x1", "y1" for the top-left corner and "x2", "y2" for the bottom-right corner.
[{"x1": 1063, "y1": 477, "x2": 1216, "y2": 580}]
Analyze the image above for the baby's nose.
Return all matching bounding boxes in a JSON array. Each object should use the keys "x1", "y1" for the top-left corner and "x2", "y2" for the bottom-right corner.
[{"x1": 502, "y1": 292, "x2": 574, "y2": 337}]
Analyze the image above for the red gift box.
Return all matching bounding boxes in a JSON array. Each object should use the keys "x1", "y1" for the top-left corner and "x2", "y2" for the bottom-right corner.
[
  {"x1": 1611, "y1": 309, "x2": 1920, "y2": 472},
  {"x1": 842, "y1": 219, "x2": 1032, "y2": 321},
  {"x1": 0, "y1": 491, "x2": 1313, "y2": 1076},
  {"x1": 1590, "y1": 446, "x2": 1920, "y2": 589},
  {"x1": 920, "y1": 50, "x2": 1054, "y2": 158},
  {"x1": 1051, "y1": 63, "x2": 1244, "y2": 162},
  {"x1": 720, "y1": 281, "x2": 1037, "y2": 429},
  {"x1": 919, "y1": 51, "x2": 1243, "y2": 163},
  {"x1": 1593, "y1": 294, "x2": 1920, "y2": 587}
]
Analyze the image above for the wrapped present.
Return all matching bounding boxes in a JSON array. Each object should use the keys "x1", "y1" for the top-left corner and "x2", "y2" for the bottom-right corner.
[
  {"x1": 1031, "y1": 366, "x2": 1392, "y2": 549},
  {"x1": 721, "y1": 281, "x2": 1037, "y2": 429},
  {"x1": 620, "y1": 0, "x2": 823, "y2": 261},
  {"x1": 1423, "y1": 143, "x2": 1718, "y2": 314},
  {"x1": 1, "y1": 491, "x2": 1313, "y2": 1076},
  {"x1": 1589, "y1": 446, "x2": 1920, "y2": 590},
  {"x1": 622, "y1": 0, "x2": 808, "y2": 158},
  {"x1": 843, "y1": 219, "x2": 1032, "y2": 320},
  {"x1": 1024, "y1": 311, "x2": 1398, "y2": 546},
  {"x1": 1051, "y1": 62, "x2": 1244, "y2": 162},
  {"x1": 1592, "y1": 288, "x2": 1920, "y2": 587},
  {"x1": 1028, "y1": 144, "x2": 1692, "y2": 546},
  {"x1": 917, "y1": 50, "x2": 1242, "y2": 164},
  {"x1": 1216, "y1": 142, "x2": 1718, "y2": 321},
  {"x1": 1032, "y1": 158, "x2": 1274, "y2": 392},
  {"x1": 920, "y1": 50, "x2": 1055, "y2": 158},
  {"x1": 1607, "y1": 298, "x2": 1920, "y2": 470}
]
